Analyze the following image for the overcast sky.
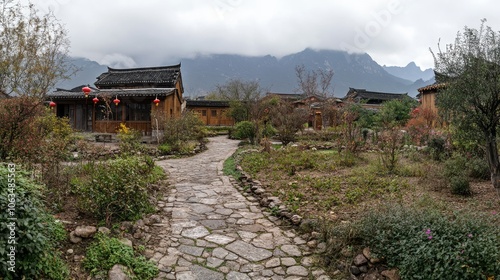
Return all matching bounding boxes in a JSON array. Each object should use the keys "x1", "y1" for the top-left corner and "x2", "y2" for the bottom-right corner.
[{"x1": 35, "y1": 0, "x2": 499, "y2": 70}]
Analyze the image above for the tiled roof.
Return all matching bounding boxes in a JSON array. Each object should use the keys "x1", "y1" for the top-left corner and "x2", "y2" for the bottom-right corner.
[
  {"x1": 418, "y1": 83, "x2": 446, "y2": 92},
  {"x1": 47, "y1": 88, "x2": 175, "y2": 99},
  {"x1": 266, "y1": 92, "x2": 304, "y2": 100},
  {"x1": 344, "y1": 88, "x2": 408, "y2": 101},
  {"x1": 186, "y1": 100, "x2": 230, "y2": 108},
  {"x1": 94, "y1": 64, "x2": 181, "y2": 87}
]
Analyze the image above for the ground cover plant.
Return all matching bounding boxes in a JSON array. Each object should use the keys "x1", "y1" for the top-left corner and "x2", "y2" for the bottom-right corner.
[
  {"x1": 231, "y1": 136, "x2": 499, "y2": 279},
  {"x1": 71, "y1": 155, "x2": 165, "y2": 225},
  {"x1": 0, "y1": 165, "x2": 69, "y2": 280},
  {"x1": 83, "y1": 233, "x2": 159, "y2": 279}
]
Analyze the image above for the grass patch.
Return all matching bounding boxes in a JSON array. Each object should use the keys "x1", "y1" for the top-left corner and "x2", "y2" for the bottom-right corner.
[
  {"x1": 223, "y1": 154, "x2": 241, "y2": 178},
  {"x1": 83, "y1": 233, "x2": 158, "y2": 279}
]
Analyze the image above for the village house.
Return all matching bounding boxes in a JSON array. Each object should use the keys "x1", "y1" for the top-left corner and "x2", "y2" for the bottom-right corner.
[
  {"x1": 342, "y1": 87, "x2": 410, "y2": 110},
  {"x1": 186, "y1": 99, "x2": 234, "y2": 126},
  {"x1": 263, "y1": 92, "x2": 342, "y2": 130},
  {"x1": 46, "y1": 64, "x2": 184, "y2": 135},
  {"x1": 417, "y1": 83, "x2": 446, "y2": 116}
]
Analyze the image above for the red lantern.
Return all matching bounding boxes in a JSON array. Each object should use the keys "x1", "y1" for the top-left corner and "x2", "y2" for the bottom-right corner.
[
  {"x1": 113, "y1": 97, "x2": 120, "y2": 106},
  {"x1": 82, "y1": 86, "x2": 91, "y2": 97},
  {"x1": 49, "y1": 101, "x2": 56, "y2": 108},
  {"x1": 153, "y1": 98, "x2": 160, "y2": 107},
  {"x1": 92, "y1": 97, "x2": 99, "y2": 104}
]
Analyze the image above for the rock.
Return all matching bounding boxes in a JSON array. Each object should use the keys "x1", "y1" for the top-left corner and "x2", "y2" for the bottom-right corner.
[
  {"x1": 149, "y1": 214, "x2": 162, "y2": 224},
  {"x1": 121, "y1": 221, "x2": 133, "y2": 232},
  {"x1": 381, "y1": 269, "x2": 401, "y2": 280},
  {"x1": 253, "y1": 188, "x2": 265, "y2": 195},
  {"x1": 69, "y1": 231, "x2": 82, "y2": 244},
  {"x1": 119, "y1": 238, "x2": 133, "y2": 247},
  {"x1": 362, "y1": 247, "x2": 371, "y2": 259},
  {"x1": 310, "y1": 231, "x2": 321, "y2": 239},
  {"x1": 74, "y1": 225, "x2": 97, "y2": 238},
  {"x1": 290, "y1": 214, "x2": 302, "y2": 225},
  {"x1": 108, "y1": 264, "x2": 131, "y2": 280},
  {"x1": 66, "y1": 249, "x2": 74, "y2": 254},
  {"x1": 306, "y1": 240, "x2": 317, "y2": 248},
  {"x1": 350, "y1": 265, "x2": 361, "y2": 275},
  {"x1": 353, "y1": 253, "x2": 368, "y2": 266},
  {"x1": 359, "y1": 265, "x2": 368, "y2": 273},
  {"x1": 364, "y1": 272, "x2": 383, "y2": 280},
  {"x1": 98, "y1": 226, "x2": 111, "y2": 235}
]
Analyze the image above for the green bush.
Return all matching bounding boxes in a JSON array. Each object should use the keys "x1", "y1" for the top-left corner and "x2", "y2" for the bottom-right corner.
[
  {"x1": 232, "y1": 121, "x2": 256, "y2": 143},
  {"x1": 262, "y1": 123, "x2": 277, "y2": 138},
  {"x1": 163, "y1": 111, "x2": 207, "y2": 145},
  {"x1": 356, "y1": 205, "x2": 499, "y2": 280},
  {"x1": 83, "y1": 233, "x2": 158, "y2": 279},
  {"x1": 427, "y1": 136, "x2": 448, "y2": 161},
  {"x1": 73, "y1": 156, "x2": 164, "y2": 223},
  {"x1": 0, "y1": 164, "x2": 69, "y2": 279},
  {"x1": 117, "y1": 123, "x2": 143, "y2": 155},
  {"x1": 466, "y1": 156, "x2": 490, "y2": 180},
  {"x1": 450, "y1": 176, "x2": 471, "y2": 196},
  {"x1": 158, "y1": 143, "x2": 172, "y2": 155}
]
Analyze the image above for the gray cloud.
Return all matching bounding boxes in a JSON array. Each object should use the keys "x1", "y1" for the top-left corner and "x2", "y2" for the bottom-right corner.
[{"x1": 35, "y1": 0, "x2": 500, "y2": 69}]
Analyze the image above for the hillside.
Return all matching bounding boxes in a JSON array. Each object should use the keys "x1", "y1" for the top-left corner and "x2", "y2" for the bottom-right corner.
[{"x1": 56, "y1": 49, "x2": 434, "y2": 98}]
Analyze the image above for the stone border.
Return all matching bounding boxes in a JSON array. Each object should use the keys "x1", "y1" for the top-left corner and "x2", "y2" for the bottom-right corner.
[{"x1": 231, "y1": 165, "x2": 303, "y2": 227}]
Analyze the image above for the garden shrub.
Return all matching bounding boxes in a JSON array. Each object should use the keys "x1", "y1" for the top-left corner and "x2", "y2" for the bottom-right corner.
[
  {"x1": 427, "y1": 136, "x2": 448, "y2": 161},
  {"x1": 466, "y1": 156, "x2": 490, "y2": 180},
  {"x1": 83, "y1": 233, "x2": 158, "y2": 279},
  {"x1": 158, "y1": 143, "x2": 172, "y2": 155},
  {"x1": 356, "y1": 204, "x2": 499, "y2": 280},
  {"x1": 0, "y1": 164, "x2": 69, "y2": 280},
  {"x1": 117, "y1": 123, "x2": 143, "y2": 155},
  {"x1": 232, "y1": 121, "x2": 256, "y2": 143},
  {"x1": 450, "y1": 175, "x2": 471, "y2": 195},
  {"x1": 163, "y1": 111, "x2": 207, "y2": 145},
  {"x1": 73, "y1": 156, "x2": 164, "y2": 224}
]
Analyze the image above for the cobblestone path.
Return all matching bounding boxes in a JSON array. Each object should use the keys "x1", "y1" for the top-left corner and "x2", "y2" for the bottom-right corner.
[{"x1": 153, "y1": 136, "x2": 330, "y2": 280}]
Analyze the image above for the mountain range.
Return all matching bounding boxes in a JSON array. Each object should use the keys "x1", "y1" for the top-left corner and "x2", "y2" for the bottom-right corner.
[{"x1": 57, "y1": 48, "x2": 434, "y2": 98}]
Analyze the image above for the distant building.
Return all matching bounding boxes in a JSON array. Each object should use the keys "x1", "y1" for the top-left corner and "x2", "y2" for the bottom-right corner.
[
  {"x1": 186, "y1": 99, "x2": 234, "y2": 126},
  {"x1": 343, "y1": 88, "x2": 409, "y2": 109},
  {"x1": 417, "y1": 83, "x2": 446, "y2": 116}
]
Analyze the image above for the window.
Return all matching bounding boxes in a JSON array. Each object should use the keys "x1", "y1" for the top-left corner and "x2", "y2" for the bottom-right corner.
[
  {"x1": 126, "y1": 103, "x2": 151, "y2": 121},
  {"x1": 211, "y1": 110, "x2": 217, "y2": 117},
  {"x1": 95, "y1": 103, "x2": 123, "y2": 121},
  {"x1": 201, "y1": 110, "x2": 207, "y2": 116}
]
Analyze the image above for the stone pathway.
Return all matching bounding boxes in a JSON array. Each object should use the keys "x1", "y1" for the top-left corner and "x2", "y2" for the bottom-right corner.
[{"x1": 152, "y1": 136, "x2": 330, "y2": 280}]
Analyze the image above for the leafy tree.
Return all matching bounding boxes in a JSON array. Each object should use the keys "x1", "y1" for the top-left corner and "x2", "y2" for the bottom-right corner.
[
  {"x1": 432, "y1": 20, "x2": 500, "y2": 195},
  {"x1": 0, "y1": 1, "x2": 74, "y2": 98},
  {"x1": 377, "y1": 97, "x2": 418, "y2": 127}
]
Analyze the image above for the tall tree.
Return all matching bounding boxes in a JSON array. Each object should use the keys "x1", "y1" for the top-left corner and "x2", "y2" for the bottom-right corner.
[
  {"x1": 432, "y1": 19, "x2": 500, "y2": 195},
  {"x1": 0, "y1": 1, "x2": 74, "y2": 98}
]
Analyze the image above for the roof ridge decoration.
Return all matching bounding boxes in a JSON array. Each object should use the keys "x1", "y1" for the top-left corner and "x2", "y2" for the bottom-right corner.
[{"x1": 106, "y1": 63, "x2": 181, "y2": 72}]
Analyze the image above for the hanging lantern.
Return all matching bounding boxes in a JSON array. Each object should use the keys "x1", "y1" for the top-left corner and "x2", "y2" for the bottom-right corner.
[
  {"x1": 153, "y1": 98, "x2": 160, "y2": 107},
  {"x1": 49, "y1": 101, "x2": 56, "y2": 109},
  {"x1": 92, "y1": 97, "x2": 99, "y2": 104},
  {"x1": 82, "y1": 86, "x2": 91, "y2": 98},
  {"x1": 113, "y1": 97, "x2": 120, "y2": 106}
]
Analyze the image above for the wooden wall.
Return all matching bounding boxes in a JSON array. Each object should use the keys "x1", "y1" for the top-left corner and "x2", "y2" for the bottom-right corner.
[{"x1": 191, "y1": 107, "x2": 234, "y2": 126}]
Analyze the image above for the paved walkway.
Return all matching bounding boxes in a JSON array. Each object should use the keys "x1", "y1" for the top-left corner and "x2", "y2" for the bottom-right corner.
[{"x1": 153, "y1": 136, "x2": 330, "y2": 280}]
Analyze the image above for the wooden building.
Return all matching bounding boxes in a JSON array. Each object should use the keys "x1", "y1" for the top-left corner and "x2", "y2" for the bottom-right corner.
[
  {"x1": 46, "y1": 64, "x2": 184, "y2": 135},
  {"x1": 343, "y1": 88, "x2": 409, "y2": 109},
  {"x1": 186, "y1": 100, "x2": 234, "y2": 126},
  {"x1": 417, "y1": 83, "x2": 446, "y2": 116}
]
